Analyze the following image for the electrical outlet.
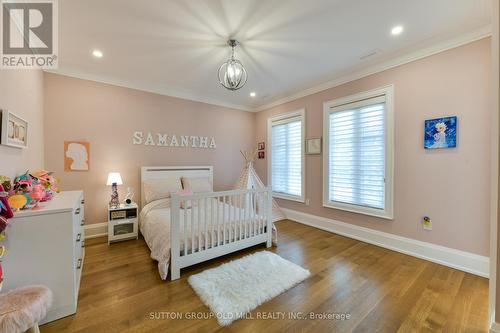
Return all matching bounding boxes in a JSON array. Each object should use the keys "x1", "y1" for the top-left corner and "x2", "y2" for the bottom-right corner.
[
  {"x1": 305, "y1": 198, "x2": 310, "y2": 206},
  {"x1": 422, "y1": 216, "x2": 432, "y2": 231}
]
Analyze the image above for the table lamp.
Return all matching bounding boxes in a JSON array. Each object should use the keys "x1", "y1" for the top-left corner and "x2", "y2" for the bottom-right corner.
[{"x1": 106, "y1": 172, "x2": 123, "y2": 207}]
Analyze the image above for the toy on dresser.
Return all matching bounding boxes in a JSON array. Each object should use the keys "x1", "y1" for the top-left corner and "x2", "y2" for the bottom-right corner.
[
  {"x1": 4, "y1": 170, "x2": 60, "y2": 211},
  {"x1": 32, "y1": 170, "x2": 60, "y2": 202}
]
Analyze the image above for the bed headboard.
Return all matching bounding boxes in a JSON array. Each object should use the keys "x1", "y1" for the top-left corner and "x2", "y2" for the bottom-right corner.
[{"x1": 140, "y1": 166, "x2": 213, "y2": 209}]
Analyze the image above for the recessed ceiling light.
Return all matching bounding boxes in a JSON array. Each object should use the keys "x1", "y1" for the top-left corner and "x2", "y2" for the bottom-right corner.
[
  {"x1": 391, "y1": 25, "x2": 404, "y2": 36},
  {"x1": 92, "y1": 50, "x2": 103, "y2": 58},
  {"x1": 250, "y1": 92, "x2": 256, "y2": 97}
]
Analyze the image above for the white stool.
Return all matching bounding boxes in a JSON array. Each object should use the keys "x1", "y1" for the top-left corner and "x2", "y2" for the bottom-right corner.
[{"x1": 0, "y1": 285, "x2": 52, "y2": 333}]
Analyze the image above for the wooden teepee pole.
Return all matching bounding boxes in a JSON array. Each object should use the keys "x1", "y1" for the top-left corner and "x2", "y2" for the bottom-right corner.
[{"x1": 240, "y1": 149, "x2": 258, "y2": 163}]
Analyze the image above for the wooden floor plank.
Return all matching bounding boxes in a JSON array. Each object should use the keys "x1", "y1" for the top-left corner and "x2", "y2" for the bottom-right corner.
[{"x1": 41, "y1": 220, "x2": 488, "y2": 333}]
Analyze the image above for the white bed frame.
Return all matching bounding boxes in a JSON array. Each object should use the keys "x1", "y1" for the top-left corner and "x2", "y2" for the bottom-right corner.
[{"x1": 140, "y1": 166, "x2": 273, "y2": 280}]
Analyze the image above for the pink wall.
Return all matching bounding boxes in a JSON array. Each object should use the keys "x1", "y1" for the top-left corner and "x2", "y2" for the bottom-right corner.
[
  {"x1": 255, "y1": 38, "x2": 492, "y2": 256},
  {"x1": 43, "y1": 73, "x2": 256, "y2": 225},
  {"x1": 0, "y1": 70, "x2": 44, "y2": 177}
]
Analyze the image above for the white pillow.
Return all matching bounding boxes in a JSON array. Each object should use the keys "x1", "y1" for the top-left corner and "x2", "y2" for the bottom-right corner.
[
  {"x1": 182, "y1": 177, "x2": 212, "y2": 193},
  {"x1": 143, "y1": 177, "x2": 182, "y2": 205}
]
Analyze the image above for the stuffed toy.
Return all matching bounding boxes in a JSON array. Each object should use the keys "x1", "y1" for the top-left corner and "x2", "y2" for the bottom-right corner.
[
  {"x1": 7, "y1": 195, "x2": 27, "y2": 211},
  {"x1": 0, "y1": 246, "x2": 4, "y2": 292},
  {"x1": 31, "y1": 170, "x2": 59, "y2": 201},
  {"x1": 11, "y1": 171, "x2": 39, "y2": 209},
  {"x1": 0, "y1": 216, "x2": 7, "y2": 240},
  {"x1": 29, "y1": 184, "x2": 45, "y2": 206},
  {"x1": 0, "y1": 185, "x2": 13, "y2": 219},
  {"x1": 12, "y1": 171, "x2": 34, "y2": 194},
  {"x1": 0, "y1": 176, "x2": 11, "y2": 193}
]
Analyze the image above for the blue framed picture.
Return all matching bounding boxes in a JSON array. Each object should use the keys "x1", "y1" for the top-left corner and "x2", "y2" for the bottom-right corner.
[{"x1": 424, "y1": 116, "x2": 457, "y2": 149}]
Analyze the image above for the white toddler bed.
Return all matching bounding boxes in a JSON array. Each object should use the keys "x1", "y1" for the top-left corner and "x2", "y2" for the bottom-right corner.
[{"x1": 140, "y1": 166, "x2": 274, "y2": 280}]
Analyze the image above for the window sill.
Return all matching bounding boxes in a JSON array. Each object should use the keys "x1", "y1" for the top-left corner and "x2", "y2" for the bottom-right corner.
[
  {"x1": 323, "y1": 201, "x2": 393, "y2": 220},
  {"x1": 273, "y1": 192, "x2": 305, "y2": 203}
]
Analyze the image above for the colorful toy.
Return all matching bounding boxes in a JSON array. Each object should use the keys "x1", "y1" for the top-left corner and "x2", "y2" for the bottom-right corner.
[
  {"x1": 2, "y1": 170, "x2": 60, "y2": 211},
  {"x1": 0, "y1": 216, "x2": 8, "y2": 241},
  {"x1": 0, "y1": 184, "x2": 13, "y2": 219},
  {"x1": 29, "y1": 184, "x2": 45, "y2": 206},
  {"x1": 0, "y1": 246, "x2": 4, "y2": 292},
  {"x1": 12, "y1": 171, "x2": 35, "y2": 194},
  {"x1": 31, "y1": 170, "x2": 60, "y2": 201},
  {"x1": 7, "y1": 195, "x2": 28, "y2": 210},
  {"x1": 0, "y1": 176, "x2": 11, "y2": 193}
]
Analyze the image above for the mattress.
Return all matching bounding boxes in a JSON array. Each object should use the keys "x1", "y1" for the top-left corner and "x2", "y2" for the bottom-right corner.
[{"x1": 139, "y1": 198, "x2": 274, "y2": 280}]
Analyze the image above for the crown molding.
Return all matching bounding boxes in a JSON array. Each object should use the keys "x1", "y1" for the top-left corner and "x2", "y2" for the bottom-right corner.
[
  {"x1": 43, "y1": 69, "x2": 255, "y2": 112},
  {"x1": 255, "y1": 25, "x2": 492, "y2": 111}
]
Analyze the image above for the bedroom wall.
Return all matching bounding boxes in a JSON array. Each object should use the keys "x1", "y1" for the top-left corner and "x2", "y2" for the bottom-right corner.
[
  {"x1": 43, "y1": 73, "x2": 256, "y2": 225},
  {"x1": 255, "y1": 38, "x2": 492, "y2": 256},
  {"x1": 0, "y1": 70, "x2": 44, "y2": 177}
]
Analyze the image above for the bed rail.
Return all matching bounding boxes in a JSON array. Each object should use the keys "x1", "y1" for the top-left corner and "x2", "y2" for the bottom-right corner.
[{"x1": 170, "y1": 187, "x2": 273, "y2": 280}]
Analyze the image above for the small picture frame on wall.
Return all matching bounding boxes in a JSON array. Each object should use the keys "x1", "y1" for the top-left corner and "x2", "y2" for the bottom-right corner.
[
  {"x1": 258, "y1": 151, "x2": 265, "y2": 159},
  {"x1": 0, "y1": 109, "x2": 28, "y2": 149},
  {"x1": 306, "y1": 137, "x2": 322, "y2": 155},
  {"x1": 424, "y1": 116, "x2": 458, "y2": 149},
  {"x1": 258, "y1": 142, "x2": 265, "y2": 150}
]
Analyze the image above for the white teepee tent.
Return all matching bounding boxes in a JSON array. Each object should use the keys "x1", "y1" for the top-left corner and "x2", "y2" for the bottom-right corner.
[{"x1": 234, "y1": 150, "x2": 286, "y2": 223}]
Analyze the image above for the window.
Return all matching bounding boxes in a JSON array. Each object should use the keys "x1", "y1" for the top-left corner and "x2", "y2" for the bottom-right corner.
[
  {"x1": 323, "y1": 86, "x2": 394, "y2": 219},
  {"x1": 268, "y1": 109, "x2": 305, "y2": 202}
]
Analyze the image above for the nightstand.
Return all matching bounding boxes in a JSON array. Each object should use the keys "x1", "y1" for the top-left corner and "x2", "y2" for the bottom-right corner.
[{"x1": 108, "y1": 203, "x2": 138, "y2": 244}]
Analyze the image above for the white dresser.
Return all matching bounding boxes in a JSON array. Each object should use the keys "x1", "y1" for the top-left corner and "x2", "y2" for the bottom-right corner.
[{"x1": 1, "y1": 191, "x2": 85, "y2": 324}]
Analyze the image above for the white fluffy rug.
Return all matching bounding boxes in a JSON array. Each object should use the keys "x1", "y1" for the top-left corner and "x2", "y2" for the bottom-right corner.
[{"x1": 188, "y1": 251, "x2": 310, "y2": 326}]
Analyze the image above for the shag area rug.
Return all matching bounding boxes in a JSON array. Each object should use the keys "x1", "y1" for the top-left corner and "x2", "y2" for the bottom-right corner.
[{"x1": 188, "y1": 251, "x2": 310, "y2": 326}]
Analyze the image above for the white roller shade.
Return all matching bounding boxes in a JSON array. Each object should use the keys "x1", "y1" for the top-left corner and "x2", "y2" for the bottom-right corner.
[
  {"x1": 328, "y1": 96, "x2": 386, "y2": 210},
  {"x1": 271, "y1": 115, "x2": 303, "y2": 198}
]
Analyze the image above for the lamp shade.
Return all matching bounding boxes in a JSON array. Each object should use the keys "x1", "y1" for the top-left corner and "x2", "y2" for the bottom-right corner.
[{"x1": 106, "y1": 172, "x2": 123, "y2": 185}]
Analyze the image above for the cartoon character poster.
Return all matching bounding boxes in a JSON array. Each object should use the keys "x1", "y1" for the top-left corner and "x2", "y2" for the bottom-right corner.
[{"x1": 424, "y1": 116, "x2": 457, "y2": 149}]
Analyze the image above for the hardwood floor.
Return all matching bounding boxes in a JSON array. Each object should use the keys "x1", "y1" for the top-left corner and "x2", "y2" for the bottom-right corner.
[{"x1": 41, "y1": 220, "x2": 488, "y2": 333}]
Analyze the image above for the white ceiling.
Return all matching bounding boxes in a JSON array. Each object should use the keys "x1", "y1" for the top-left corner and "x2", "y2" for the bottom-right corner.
[{"x1": 56, "y1": 0, "x2": 491, "y2": 111}]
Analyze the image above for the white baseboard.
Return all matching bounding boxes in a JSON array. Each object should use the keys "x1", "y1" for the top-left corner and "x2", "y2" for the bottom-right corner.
[
  {"x1": 281, "y1": 208, "x2": 489, "y2": 278},
  {"x1": 84, "y1": 222, "x2": 108, "y2": 239},
  {"x1": 491, "y1": 322, "x2": 500, "y2": 333}
]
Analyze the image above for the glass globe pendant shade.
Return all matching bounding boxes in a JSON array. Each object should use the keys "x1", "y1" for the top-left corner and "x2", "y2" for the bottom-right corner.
[{"x1": 218, "y1": 40, "x2": 247, "y2": 91}]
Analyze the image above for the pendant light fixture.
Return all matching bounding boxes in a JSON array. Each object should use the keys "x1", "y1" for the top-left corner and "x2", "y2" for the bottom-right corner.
[{"x1": 218, "y1": 39, "x2": 247, "y2": 91}]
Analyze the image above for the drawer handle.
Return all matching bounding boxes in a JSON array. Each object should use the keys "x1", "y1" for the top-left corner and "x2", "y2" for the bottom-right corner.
[
  {"x1": 77, "y1": 259, "x2": 82, "y2": 269},
  {"x1": 76, "y1": 233, "x2": 81, "y2": 242},
  {"x1": 81, "y1": 200, "x2": 85, "y2": 205},
  {"x1": 75, "y1": 208, "x2": 80, "y2": 215},
  {"x1": 81, "y1": 241, "x2": 85, "y2": 248},
  {"x1": 81, "y1": 219, "x2": 85, "y2": 226}
]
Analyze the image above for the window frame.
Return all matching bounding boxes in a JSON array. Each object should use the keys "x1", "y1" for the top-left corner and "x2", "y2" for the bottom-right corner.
[
  {"x1": 323, "y1": 85, "x2": 394, "y2": 220},
  {"x1": 267, "y1": 109, "x2": 306, "y2": 203}
]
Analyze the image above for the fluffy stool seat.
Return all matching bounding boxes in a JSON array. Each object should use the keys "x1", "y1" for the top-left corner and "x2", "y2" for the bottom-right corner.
[{"x1": 0, "y1": 285, "x2": 52, "y2": 333}]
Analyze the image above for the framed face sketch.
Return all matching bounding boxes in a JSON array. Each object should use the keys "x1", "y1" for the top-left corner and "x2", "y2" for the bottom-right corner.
[
  {"x1": 64, "y1": 141, "x2": 90, "y2": 171},
  {"x1": 306, "y1": 137, "x2": 322, "y2": 155},
  {"x1": 0, "y1": 110, "x2": 28, "y2": 149}
]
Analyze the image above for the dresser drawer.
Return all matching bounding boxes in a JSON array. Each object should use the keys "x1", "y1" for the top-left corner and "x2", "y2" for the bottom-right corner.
[
  {"x1": 73, "y1": 203, "x2": 84, "y2": 228},
  {"x1": 3, "y1": 191, "x2": 85, "y2": 324},
  {"x1": 72, "y1": 196, "x2": 85, "y2": 242}
]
